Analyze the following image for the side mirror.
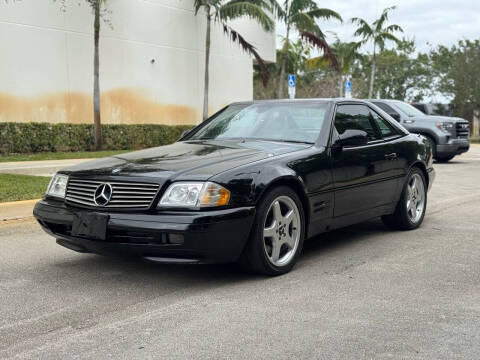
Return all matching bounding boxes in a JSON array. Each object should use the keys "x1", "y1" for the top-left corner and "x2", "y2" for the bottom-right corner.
[
  {"x1": 389, "y1": 112, "x2": 401, "y2": 122},
  {"x1": 334, "y1": 129, "x2": 368, "y2": 148}
]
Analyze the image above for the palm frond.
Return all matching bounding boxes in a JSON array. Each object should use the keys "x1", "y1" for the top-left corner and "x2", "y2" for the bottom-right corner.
[
  {"x1": 385, "y1": 24, "x2": 403, "y2": 33},
  {"x1": 351, "y1": 17, "x2": 373, "y2": 38},
  {"x1": 290, "y1": 12, "x2": 320, "y2": 35},
  {"x1": 373, "y1": 6, "x2": 396, "y2": 31},
  {"x1": 266, "y1": 0, "x2": 286, "y2": 19},
  {"x1": 289, "y1": 0, "x2": 317, "y2": 18},
  {"x1": 300, "y1": 30, "x2": 339, "y2": 71},
  {"x1": 377, "y1": 31, "x2": 402, "y2": 48},
  {"x1": 307, "y1": 8, "x2": 342, "y2": 22},
  {"x1": 222, "y1": 24, "x2": 270, "y2": 86},
  {"x1": 219, "y1": 1, "x2": 274, "y2": 31}
]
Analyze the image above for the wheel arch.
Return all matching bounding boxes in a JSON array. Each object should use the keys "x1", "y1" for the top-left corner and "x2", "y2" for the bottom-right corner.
[
  {"x1": 256, "y1": 176, "x2": 311, "y2": 236},
  {"x1": 409, "y1": 161, "x2": 429, "y2": 188}
]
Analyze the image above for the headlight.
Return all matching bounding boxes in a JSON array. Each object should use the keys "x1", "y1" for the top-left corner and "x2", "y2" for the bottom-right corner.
[
  {"x1": 436, "y1": 122, "x2": 453, "y2": 132},
  {"x1": 46, "y1": 174, "x2": 68, "y2": 198},
  {"x1": 158, "y1": 182, "x2": 230, "y2": 208}
]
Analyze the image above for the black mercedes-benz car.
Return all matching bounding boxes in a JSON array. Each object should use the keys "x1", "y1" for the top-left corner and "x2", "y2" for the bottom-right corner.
[{"x1": 34, "y1": 99, "x2": 435, "y2": 275}]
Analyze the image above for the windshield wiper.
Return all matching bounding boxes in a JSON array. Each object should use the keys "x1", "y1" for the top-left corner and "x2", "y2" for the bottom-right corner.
[
  {"x1": 275, "y1": 139, "x2": 314, "y2": 144},
  {"x1": 248, "y1": 138, "x2": 314, "y2": 145}
]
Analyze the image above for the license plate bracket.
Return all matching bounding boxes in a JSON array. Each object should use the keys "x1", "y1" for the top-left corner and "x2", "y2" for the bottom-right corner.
[{"x1": 71, "y1": 212, "x2": 109, "y2": 240}]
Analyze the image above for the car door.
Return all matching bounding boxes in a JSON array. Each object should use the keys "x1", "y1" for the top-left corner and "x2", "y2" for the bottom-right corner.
[
  {"x1": 369, "y1": 107, "x2": 408, "y2": 202},
  {"x1": 330, "y1": 103, "x2": 399, "y2": 219}
]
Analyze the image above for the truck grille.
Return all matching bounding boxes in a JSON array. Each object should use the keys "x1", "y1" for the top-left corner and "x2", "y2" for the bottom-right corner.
[
  {"x1": 456, "y1": 122, "x2": 469, "y2": 138},
  {"x1": 65, "y1": 179, "x2": 160, "y2": 209}
]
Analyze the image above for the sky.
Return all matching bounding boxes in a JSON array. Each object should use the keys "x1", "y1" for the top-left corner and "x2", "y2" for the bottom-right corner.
[{"x1": 276, "y1": 0, "x2": 480, "y2": 53}]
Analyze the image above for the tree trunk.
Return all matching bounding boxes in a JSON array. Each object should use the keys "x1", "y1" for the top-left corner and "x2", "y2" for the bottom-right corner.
[
  {"x1": 93, "y1": 2, "x2": 102, "y2": 150},
  {"x1": 338, "y1": 74, "x2": 343, "y2": 97},
  {"x1": 368, "y1": 44, "x2": 376, "y2": 98},
  {"x1": 338, "y1": 58, "x2": 344, "y2": 97},
  {"x1": 277, "y1": 25, "x2": 290, "y2": 99},
  {"x1": 202, "y1": 12, "x2": 211, "y2": 122}
]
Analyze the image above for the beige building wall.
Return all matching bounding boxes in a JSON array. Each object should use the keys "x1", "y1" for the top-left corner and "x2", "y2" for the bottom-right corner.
[{"x1": 0, "y1": 0, "x2": 275, "y2": 125}]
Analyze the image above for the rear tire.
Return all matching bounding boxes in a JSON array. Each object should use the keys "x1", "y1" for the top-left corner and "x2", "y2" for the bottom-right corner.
[
  {"x1": 436, "y1": 155, "x2": 454, "y2": 162},
  {"x1": 382, "y1": 167, "x2": 427, "y2": 230},
  {"x1": 239, "y1": 186, "x2": 305, "y2": 276}
]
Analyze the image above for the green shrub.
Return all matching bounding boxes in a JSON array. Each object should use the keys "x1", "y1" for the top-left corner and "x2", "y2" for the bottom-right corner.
[{"x1": 0, "y1": 123, "x2": 194, "y2": 155}]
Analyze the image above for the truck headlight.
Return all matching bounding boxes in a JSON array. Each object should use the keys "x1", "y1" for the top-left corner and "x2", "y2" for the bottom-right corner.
[
  {"x1": 158, "y1": 182, "x2": 230, "y2": 208},
  {"x1": 46, "y1": 174, "x2": 69, "y2": 198},
  {"x1": 436, "y1": 122, "x2": 453, "y2": 132}
]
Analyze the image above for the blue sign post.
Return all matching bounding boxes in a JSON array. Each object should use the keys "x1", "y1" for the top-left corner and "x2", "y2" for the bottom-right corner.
[
  {"x1": 287, "y1": 74, "x2": 296, "y2": 99},
  {"x1": 345, "y1": 78, "x2": 352, "y2": 99}
]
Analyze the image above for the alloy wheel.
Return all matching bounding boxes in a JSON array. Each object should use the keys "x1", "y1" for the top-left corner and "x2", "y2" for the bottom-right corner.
[
  {"x1": 406, "y1": 173, "x2": 425, "y2": 223},
  {"x1": 263, "y1": 195, "x2": 301, "y2": 267}
]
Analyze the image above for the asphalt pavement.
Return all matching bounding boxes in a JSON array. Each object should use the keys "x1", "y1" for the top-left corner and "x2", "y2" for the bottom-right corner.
[{"x1": 1, "y1": 147, "x2": 479, "y2": 359}]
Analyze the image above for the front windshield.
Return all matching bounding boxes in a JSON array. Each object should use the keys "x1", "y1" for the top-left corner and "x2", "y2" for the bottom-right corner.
[
  {"x1": 189, "y1": 102, "x2": 328, "y2": 144},
  {"x1": 392, "y1": 101, "x2": 425, "y2": 117}
]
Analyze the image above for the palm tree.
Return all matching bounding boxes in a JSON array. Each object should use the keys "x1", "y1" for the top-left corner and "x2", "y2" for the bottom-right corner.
[
  {"x1": 351, "y1": 6, "x2": 403, "y2": 98},
  {"x1": 278, "y1": 37, "x2": 313, "y2": 75},
  {"x1": 91, "y1": 0, "x2": 108, "y2": 150},
  {"x1": 194, "y1": 0, "x2": 275, "y2": 121},
  {"x1": 54, "y1": 0, "x2": 109, "y2": 150},
  {"x1": 276, "y1": 0, "x2": 342, "y2": 99},
  {"x1": 331, "y1": 40, "x2": 361, "y2": 97}
]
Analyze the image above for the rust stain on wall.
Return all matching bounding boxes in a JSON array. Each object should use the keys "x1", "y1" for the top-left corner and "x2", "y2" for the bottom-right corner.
[{"x1": 0, "y1": 88, "x2": 198, "y2": 125}]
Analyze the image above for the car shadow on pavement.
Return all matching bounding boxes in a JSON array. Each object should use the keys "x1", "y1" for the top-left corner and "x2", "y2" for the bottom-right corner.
[
  {"x1": 299, "y1": 218, "x2": 388, "y2": 262},
  {"x1": 49, "y1": 218, "x2": 390, "y2": 290}
]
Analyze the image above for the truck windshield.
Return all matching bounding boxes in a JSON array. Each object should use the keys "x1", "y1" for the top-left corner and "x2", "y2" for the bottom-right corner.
[
  {"x1": 188, "y1": 102, "x2": 328, "y2": 144},
  {"x1": 393, "y1": 102, "x2": 426, "y2": 117}
]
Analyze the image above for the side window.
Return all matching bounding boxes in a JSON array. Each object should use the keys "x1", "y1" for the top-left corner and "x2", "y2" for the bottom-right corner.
[
  {"x1": 370, "y1": 110, "x2": 399, "y2": 138},
  {"x1": 334, "y1": 104, "x2": 381, "y2": 142},
  {"x1": 372, "y1": 101, "x2": 398, "y2": 115}
]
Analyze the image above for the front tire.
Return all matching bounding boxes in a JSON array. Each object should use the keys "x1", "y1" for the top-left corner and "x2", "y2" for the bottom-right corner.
[
  {"x1": 382, "y1": 167, "x2": 427, "y2": 230},
  {"x1": 239, "y1": 186, "x2": 305, "y2": 276}
]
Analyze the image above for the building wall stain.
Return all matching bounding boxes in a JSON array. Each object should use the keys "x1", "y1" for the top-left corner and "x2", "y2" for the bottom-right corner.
[{"x1": 0, "y1": 88, "x2": 198, "y2": 125}]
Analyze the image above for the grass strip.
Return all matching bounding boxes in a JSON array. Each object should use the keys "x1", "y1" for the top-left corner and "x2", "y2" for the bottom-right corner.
[{"x1": 0, "y1": 174, "x2": 51, "y2": 203}]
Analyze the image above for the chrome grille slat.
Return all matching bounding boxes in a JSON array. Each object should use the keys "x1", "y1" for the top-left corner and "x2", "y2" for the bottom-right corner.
[
  {"x1": 68, "y1": 189, "x2": 94, "y2": 196},
  {"x1": 113, "y1": 190, "x2": 157, "y2": 194},
  {"x1": 65, "y1": 197, "x2": 95, "y2": 206},
  {"x1": 112, "y1": 195, "x2": 154, "y2": 199},
  {"x1": 65, "y1": 178, "x2": 159, "y2": 209},
  {"x1": 67, "y1": 193, "x2": 95, "y2": 201},
  {"x1": 111, "y1": 186, "x2": 158, "y2": 191}
]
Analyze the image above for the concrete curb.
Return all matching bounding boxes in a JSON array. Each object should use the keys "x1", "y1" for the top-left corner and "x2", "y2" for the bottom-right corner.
[{"x1": 0, "y1": 199, "x2": 40, "y2": 221}]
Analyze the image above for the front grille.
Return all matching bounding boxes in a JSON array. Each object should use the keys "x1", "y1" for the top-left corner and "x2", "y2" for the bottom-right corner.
[
  {"x1": 65, "y1": 179, "x2": 160, "y2": 209},
  {"x1": 456, "y1": 122, "x2": 469, "y2": 138}
]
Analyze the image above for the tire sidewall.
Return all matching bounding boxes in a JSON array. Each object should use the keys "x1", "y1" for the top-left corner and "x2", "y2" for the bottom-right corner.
[
  {"x1": 250, "y1": 186, "x2": 306, "y2": 275},
  {"x1": 401, "y1": 168, "x2": 427, "y2": 229}
]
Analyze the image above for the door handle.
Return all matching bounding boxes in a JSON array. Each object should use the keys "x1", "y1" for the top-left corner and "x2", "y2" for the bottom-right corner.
[{"x1": 384, "y1": 153, "x2": 397, "y2": 160}]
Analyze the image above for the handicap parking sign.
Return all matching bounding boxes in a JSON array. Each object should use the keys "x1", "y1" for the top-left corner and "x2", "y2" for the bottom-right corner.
[
  {"x1": 345, "y1": 79, "x2": 352, "y2": 92},
  {"x1": 288, "y1": 74, "x2": 296, "y2": 88}
]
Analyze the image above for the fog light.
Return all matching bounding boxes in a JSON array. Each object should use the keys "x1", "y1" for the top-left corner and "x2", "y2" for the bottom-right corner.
[{"x1": 168, "y1": 234, "x2": 184, "y2": 245}]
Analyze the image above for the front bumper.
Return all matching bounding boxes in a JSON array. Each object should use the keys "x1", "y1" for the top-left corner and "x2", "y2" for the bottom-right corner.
[
  {"x1": 33, "y1": 199, "x2": 255, "y2": 264},
  {"x1": 437, "y1": 138, "x2": 470, "y2": 157}
]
